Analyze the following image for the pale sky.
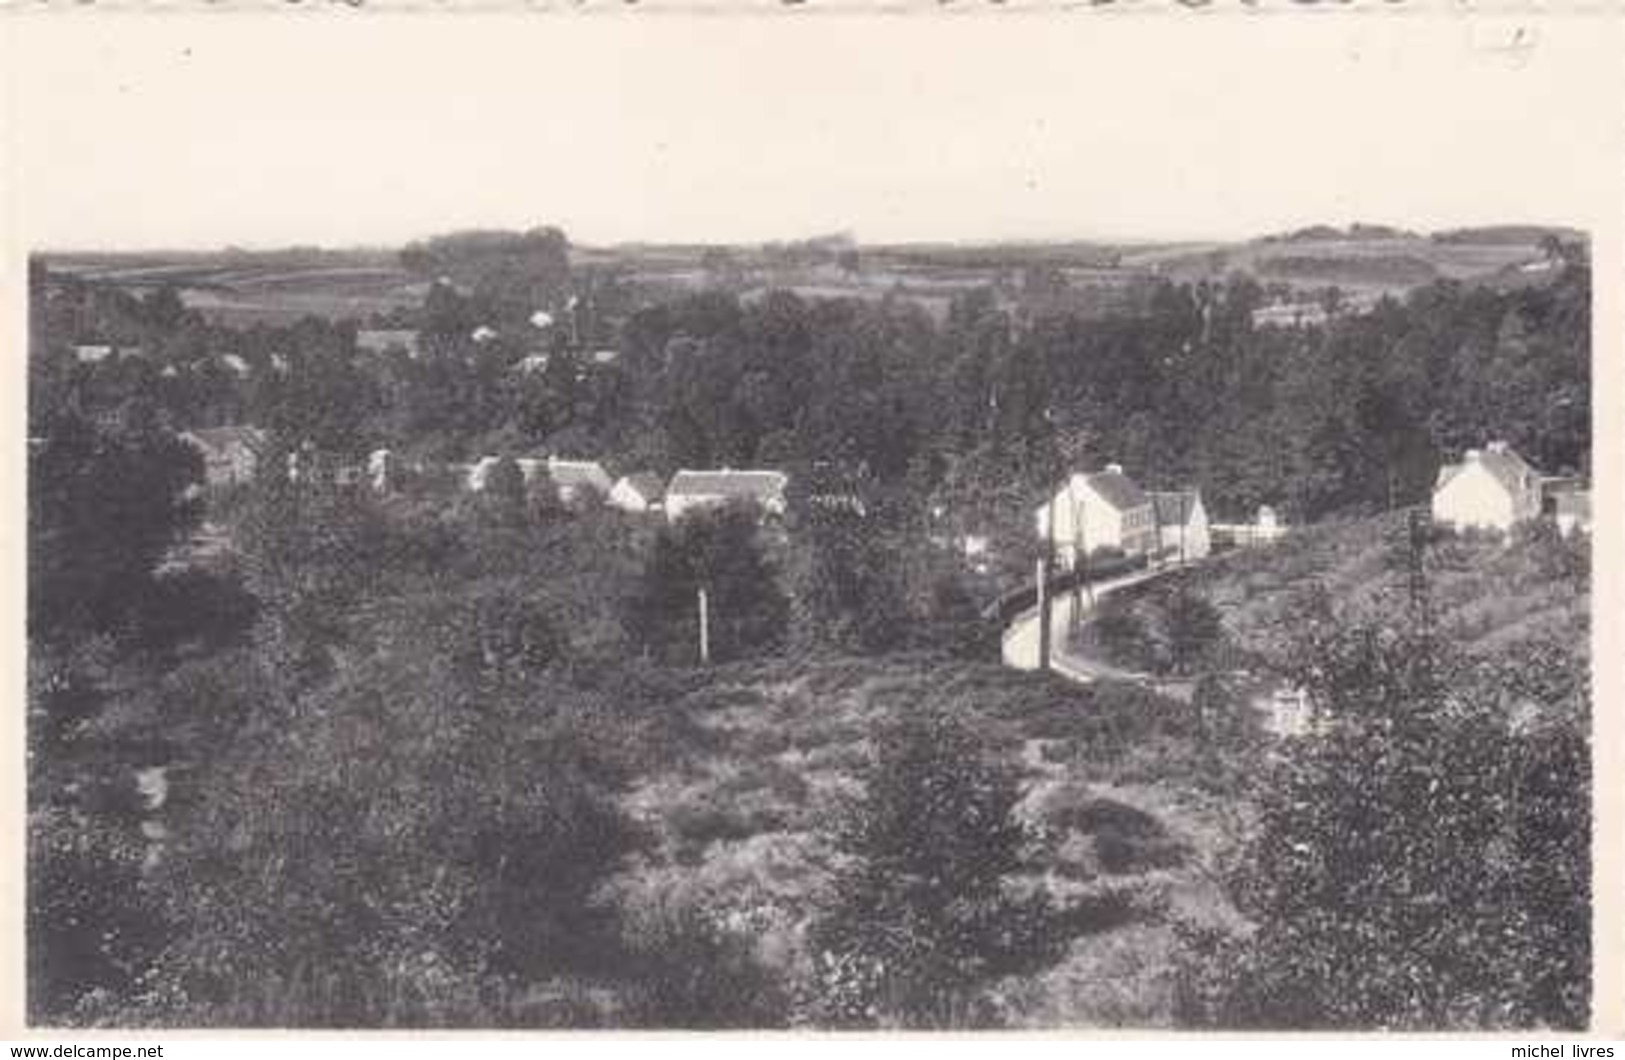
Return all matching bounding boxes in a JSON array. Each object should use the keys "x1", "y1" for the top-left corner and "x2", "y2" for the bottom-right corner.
[{"x1": 5, "y1": 11, "x2": 1620, "y2": 250}]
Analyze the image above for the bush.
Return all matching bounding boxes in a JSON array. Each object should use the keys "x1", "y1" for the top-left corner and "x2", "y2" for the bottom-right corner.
[
  {"x1": 802, "y1": 708, "x2": 1063, "y2": 1028},
  {"x1": 28, "y1": 807, "x2": 165, "y2": 1024},
  {"x1": 1179, "y1": 613, "x2": 1590, "y2": 1030}
]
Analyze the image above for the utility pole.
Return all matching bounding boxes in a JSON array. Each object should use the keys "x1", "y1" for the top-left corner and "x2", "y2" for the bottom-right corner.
[
  {"x1": 1069, "y1": 490, "x2": 1084, "y2": 635},
  {"x1": 697, "y1": 585, "x2": 711, "y2": 665},
  {"x1": 1078, "y1": 485, "x2": 1094, "y2": 609},
  {"x1": 1406, "y1": 507, "x2": 1432, "y2": 630},
  {"x1": 1178, "y1": 492, "x2": 1188, "y2": 567},
  {"x1": 1036, "y1": 552, "x2": 1050, "y2": 671},
  {"x1": 1039, "y1": 406, "x2": 1059, "y2": 672}
]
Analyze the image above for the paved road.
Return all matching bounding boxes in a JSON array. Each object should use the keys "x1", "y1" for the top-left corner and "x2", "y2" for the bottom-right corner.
[{"x1": 1001, "y1": 565, "x2": 1181, "y2": 683}]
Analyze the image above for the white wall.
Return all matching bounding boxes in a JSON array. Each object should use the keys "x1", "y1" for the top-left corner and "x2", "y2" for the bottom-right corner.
[{"x1": 1432, "y1": 464, "x2": 1516, "y2": 532}]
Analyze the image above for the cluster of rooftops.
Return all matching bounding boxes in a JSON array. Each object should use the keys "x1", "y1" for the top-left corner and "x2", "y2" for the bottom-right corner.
[
  {"x1": 178, "y1": 427, "x2": 789, "y2": 524},
  {"x1": 178, "y1": 427, "x2": 1590, "y2": 543},
  {"x1": 456, "y1": 456, "x2": 789, "y2": 522}
]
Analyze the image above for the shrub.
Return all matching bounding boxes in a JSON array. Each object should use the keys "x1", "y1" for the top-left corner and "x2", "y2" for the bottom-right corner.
[
  {"x1": 28, "y1": 806, "x2": 166, "y2": 1024},
  {"x1": 802, "y1": 708, "x2": 1063, "y2": 1028},
  {"x1": 1179, "y1": 613, "x2": 1591, "y2": 1030}
]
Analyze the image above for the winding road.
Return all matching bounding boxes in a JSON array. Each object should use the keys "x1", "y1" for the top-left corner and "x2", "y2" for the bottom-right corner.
[{"x1": 1001, "y1": 565, "x2": 1182, "y2": 684}]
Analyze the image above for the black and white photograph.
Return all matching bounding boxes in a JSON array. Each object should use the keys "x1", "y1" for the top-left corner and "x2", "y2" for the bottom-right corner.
[{"x1": 9, "y1": 10, "x2": 1612, "y2": 1035}]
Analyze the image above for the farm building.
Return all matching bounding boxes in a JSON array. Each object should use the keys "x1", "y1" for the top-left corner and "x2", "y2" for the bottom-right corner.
[
  {"x1": 545, "y1": 458, "x2": 614, "y2": 505},
  {"x1": 1553, "y1": 489, "x2": 1592, "y2": 537},
  {"x1": 181, "y1": 426, "x2": 266, "y2": 488},
  {"x1": 665, "y1": 469, "x2": 789, "y2": 524},
  {"x1": 1211, "y1": 505, "x2": 1289, "y2": 550},
  {"x1": 609, "y1": 472, "x2": 665, "y2": 514},
  {"x1": 1035, "y1": 463, "x2": 1157, "y2": 565},
  {"x1": 1431, "y1": 441, "x2": 1542, "y2": 533},
  {"x1": 1149, "y1": 488, "x2": 1211, "y2": 563}
]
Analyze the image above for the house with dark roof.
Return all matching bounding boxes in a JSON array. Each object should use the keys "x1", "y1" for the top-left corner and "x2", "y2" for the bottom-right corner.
[
  {"x1": 1149, "y1": 488, "x2": 1211, "y2": 562},
  {"x1": 1431, "y1": 440, "x2": 1542, "y2": 533},
  {"x1": 1035, "y1": 463, "x2": 1157, "y2": 565},
  {"x1": 665, "y1": 469, "x2": 788, "y2": 524},
  {"x1": 181, "y1": 426, "x2": 267, "y2": 488},
  {"x1": 609, "y1": 472, "x2": 665, "y2": 514}
]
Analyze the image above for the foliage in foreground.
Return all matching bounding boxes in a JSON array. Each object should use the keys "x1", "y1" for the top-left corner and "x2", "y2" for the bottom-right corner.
[
  {"x1": 803, "y1": 708, "x2": 1062, "y2": 1028},
  {"x1": 1176, "y1": 607, "x2": 1590, "y2": 1030}
]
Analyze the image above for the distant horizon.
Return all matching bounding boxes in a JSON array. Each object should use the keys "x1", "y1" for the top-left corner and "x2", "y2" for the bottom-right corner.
[{"x1": 30, "y1": 218, "x2": 1591, "y2": 259}]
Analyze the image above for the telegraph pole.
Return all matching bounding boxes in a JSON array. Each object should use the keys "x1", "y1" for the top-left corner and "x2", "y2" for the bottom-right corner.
[
  {"x1": 1078, "y1": 487, "x2": 1094, "y2": 609},
  {"x1": 1039, "y1": 406, "x2": 1058, "y2": 672},
  {"x1": 697, "y1": 586, "x2": 711, "y2": 665},
  {"x1": 1036, "y1": 551, "x2": 1050, "y2": 671}
]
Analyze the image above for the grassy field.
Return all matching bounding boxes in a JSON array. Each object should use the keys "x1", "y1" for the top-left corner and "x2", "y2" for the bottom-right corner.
[
  {"x1": 41, "y1": 249, "x2": 426, "y2": 326},
  {"x1": 1193, "y1": 514, "x2": 1589, "y2": 664},
  {"x1": 605, "y1": 651, "x2": 1267, "y2": 1027},
  {"x1": 1146, "y1": 233, "x2": 1555, "y2": 296},
  {"x1": 43, "y1": 224, "x2": 1570, "y2": 331}
]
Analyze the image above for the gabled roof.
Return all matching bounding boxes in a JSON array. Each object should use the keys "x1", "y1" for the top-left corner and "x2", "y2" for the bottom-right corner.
[
  {"x1": 1435, "y1": 444, "x2": 1538, "y2": 497},
  {"x1": 1149, "y1": 489, "x2": 1202, "y2": 525},
  {"x1": 547, "y1": 458, "x2": 613, "y2": 491},
  {"x1": 667, "y1": 469, "x2": 788, "y2": 501},
  {"x1": 356, "y1": 329, "x2": 418, "y2": 354},
  {"x1": 618, "y1": 472, "x2": 665, "y2": 501},
  {"x1": 182, "y1": 426, "x2": 265, "y2": 456},
  {"x1": 1081, "y1": 470, "x2": 1150, "y2": 512}
]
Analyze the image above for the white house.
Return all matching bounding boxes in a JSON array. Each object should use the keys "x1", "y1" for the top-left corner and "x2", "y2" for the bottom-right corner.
[
  {"x1": 1149, "y1": 488, "x2": 1211, "y2": 563},
  {"x1": 1431, "y1": 441, "x2": 1542, "y2": 533},
  {"x1": 1035, "y1": 463, "x2": 1157, "y2": 566},
  {"x1": 665, "y1": 469, "x2": 789, "y2": 523},
  {"x1": 609, "y1": 472, "x2": 666, "y2": 514},
  {"x1": 544, "y1": 458, "x2": 614, "y2": 505}
]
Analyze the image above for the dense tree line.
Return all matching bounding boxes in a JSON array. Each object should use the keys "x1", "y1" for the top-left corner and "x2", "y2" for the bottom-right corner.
[{"x1": 32, "y1": 232, "x2": 1588, "y2": 531}]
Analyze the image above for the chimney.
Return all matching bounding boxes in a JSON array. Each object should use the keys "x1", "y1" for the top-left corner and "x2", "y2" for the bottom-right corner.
[
  {"x1": 1464, "y1": 448, "x2": 1482, "y2": 462},
  {"x1": 1104, "y1": 462, "x2": 1124, "y2": 476}
]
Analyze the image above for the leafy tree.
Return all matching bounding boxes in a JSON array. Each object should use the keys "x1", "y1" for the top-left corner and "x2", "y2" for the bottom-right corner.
[
  {"x1": 140, "y1": 581, "x2": 638, "y2": 1026},
  {"x1": 1151, "y1": 580, "x2": 1225, "y2": 675},
  {"x1": 28, "y1": 406, "x2": 203, "y2": 643},
  {"x1": 623, "y1": 505, "x2": 788, "y2": 665},
  {"x1": 231, "y1": 455, "x2": 388, "y2": 693},
  {"x1": 1177, "y1": 610, "x2": 1589, "y2": 1030},
  {"x1": 784, "y1": 475, "x2": 911, "y2": 656},
  {"x1": 28, "y1": 805, "x2": 166, "y2": 1023},
  {"x1": 804, "y1": 708, "x2": 1059, "y2": 1028}
]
